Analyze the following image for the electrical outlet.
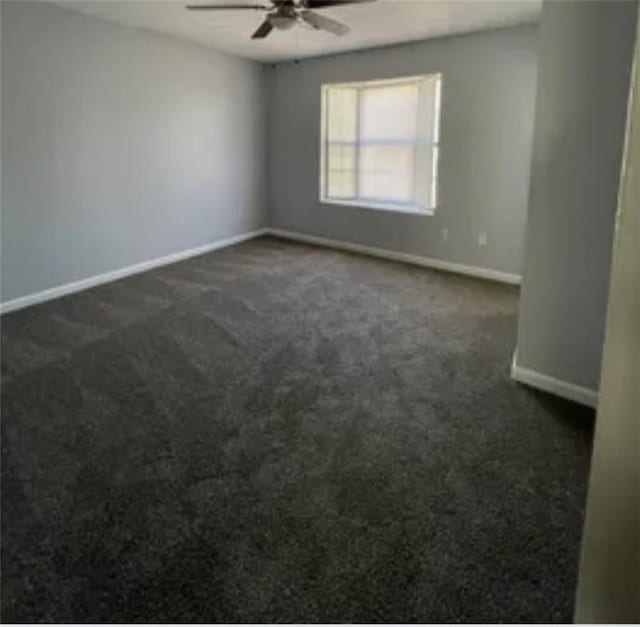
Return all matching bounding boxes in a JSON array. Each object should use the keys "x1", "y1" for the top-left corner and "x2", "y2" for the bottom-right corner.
[
  {"x1": 478, "y1": 233, "x2": 488, "y2": 247},
  {"x1": 441, "y1": 228, "x2": 448, "y2": 241}
]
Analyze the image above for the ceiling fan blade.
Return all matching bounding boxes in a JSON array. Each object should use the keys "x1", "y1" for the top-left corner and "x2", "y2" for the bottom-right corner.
[
  {"x1": 186, "y1": 4, "x2": 271, "y2": 10},
  {"x1": 300, "y1": 10, "x2": 349, "y2": 35},
  {"x1": 251, "y1": 19, "x2": 274, "y2": 38},
  {"x1": 304, "y1": 0, "x2": 374, "y2": 8}
]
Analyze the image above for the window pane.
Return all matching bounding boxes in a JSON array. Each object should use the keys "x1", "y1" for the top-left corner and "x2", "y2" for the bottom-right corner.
[
  {"x1": 328, "y1": 144, "x2": 356, "y2": 172},
  {"x1": 360, "y1": 84, "x2": 419, "y2": 142},
  {"x1": 416, "y1": 75, "x2": 441, "y2": 145},
  {"x1": 327, "y1": 170, "x2": 356, "y2": 199},
  {"x1": 359, "y1": 145, "x2": 415, "y2": 203},
  {"x1": 326, "y1": 143, "x2": 355, "y2": 199},
  {"x1": 326, "y1": 87, "x2": 357, "y2": 142}
]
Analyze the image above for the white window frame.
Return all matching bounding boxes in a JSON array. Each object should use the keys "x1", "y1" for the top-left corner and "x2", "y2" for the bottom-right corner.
[{"x1": 319, "y1": 74, "x2": 442, "y2": 216}]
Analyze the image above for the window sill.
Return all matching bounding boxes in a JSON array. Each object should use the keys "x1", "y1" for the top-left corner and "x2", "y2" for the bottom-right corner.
[{"x1": 320, "y1": 198, "x2": 435, "y2": 216}]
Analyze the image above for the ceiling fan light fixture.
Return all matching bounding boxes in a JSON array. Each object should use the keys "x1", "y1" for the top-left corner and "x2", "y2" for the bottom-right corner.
[{"x1": 269, "y1": 14, "x2": 297, "y2": 30}]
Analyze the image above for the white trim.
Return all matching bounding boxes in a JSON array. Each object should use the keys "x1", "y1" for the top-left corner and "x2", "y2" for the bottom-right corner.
[
  {"x1": 319, "y1": 198, "x2": 434, "y2": 216},
  {"x1": 510, "y1": 350, "x2": 598, "y2": 408},
  {"x1": 321, "y1": 74, "x2": 437, "y2": 90},
  {"x1": 0, "y1": 228, "x2": 268, "y2": 315},
  {"x1": 266, "y1": 227, "x2": 522, "y2": 285},
  {"x1": 1, "y1": 226, "x2": 522, "y2": 314}
]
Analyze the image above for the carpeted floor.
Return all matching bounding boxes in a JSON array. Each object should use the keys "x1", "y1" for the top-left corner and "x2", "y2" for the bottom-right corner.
[{"x1": 1, "y1": 236, "x2": 593, "y2": 623}]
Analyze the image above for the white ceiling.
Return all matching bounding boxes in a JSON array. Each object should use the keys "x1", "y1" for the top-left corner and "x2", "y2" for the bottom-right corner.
[{"x1": 52, "y1": 0, "x2": 541, "y2": 63}]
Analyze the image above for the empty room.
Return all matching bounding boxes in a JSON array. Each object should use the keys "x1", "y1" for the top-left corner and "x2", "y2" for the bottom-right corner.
[{"x1": 2, "y1": 0, "x2": 639, "y2": 623}]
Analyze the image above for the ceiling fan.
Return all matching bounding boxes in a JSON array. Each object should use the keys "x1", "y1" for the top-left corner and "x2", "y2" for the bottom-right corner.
[{"x1": 186, "y1": 0, "x2": 375, "y2": 40}]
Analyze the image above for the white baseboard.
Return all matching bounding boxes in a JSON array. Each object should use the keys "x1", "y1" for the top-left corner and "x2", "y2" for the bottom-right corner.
[
  {"x1": 0, "y1": 226, "x2": 520, "y2": 314},
  {"x1": 510, "y1": 350, "x2": 598, "y2": 408},
  {"x1": 0, "y1": 228, "x2": 269, "y2": 315},
  {"x1": 266, "y1": 228, "x2": 522, "y2": 285}
]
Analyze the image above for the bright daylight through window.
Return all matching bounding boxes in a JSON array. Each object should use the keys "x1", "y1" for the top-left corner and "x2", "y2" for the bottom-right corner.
[{"x1": 321, "y1": 74, "x2": 442, "y2": 214}]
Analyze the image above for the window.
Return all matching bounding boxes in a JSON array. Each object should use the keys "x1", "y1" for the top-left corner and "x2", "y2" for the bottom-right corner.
[{"x1": 320, "y1": 74, "x2": 441, "y2": 214}]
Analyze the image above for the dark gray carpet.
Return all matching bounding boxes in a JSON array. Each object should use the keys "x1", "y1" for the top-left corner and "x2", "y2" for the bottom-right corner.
[{"x1": 1, "y1": 236, "x2": 593, "y2": 623}]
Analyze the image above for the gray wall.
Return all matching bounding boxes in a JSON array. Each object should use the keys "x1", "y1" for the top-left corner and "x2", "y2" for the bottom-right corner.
[
  {"x1": 267, "y1": 25, "x2": 539, "y2": 276},
  {"x1": 1, "y1": 1, "x2": 267, "y2": 303},
  {"x1": 576, "y1": 11, "x2": 640, "y2": 620},
  {"x1": 515, "y1": 0, "x2": 638, "y2": 392}
]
